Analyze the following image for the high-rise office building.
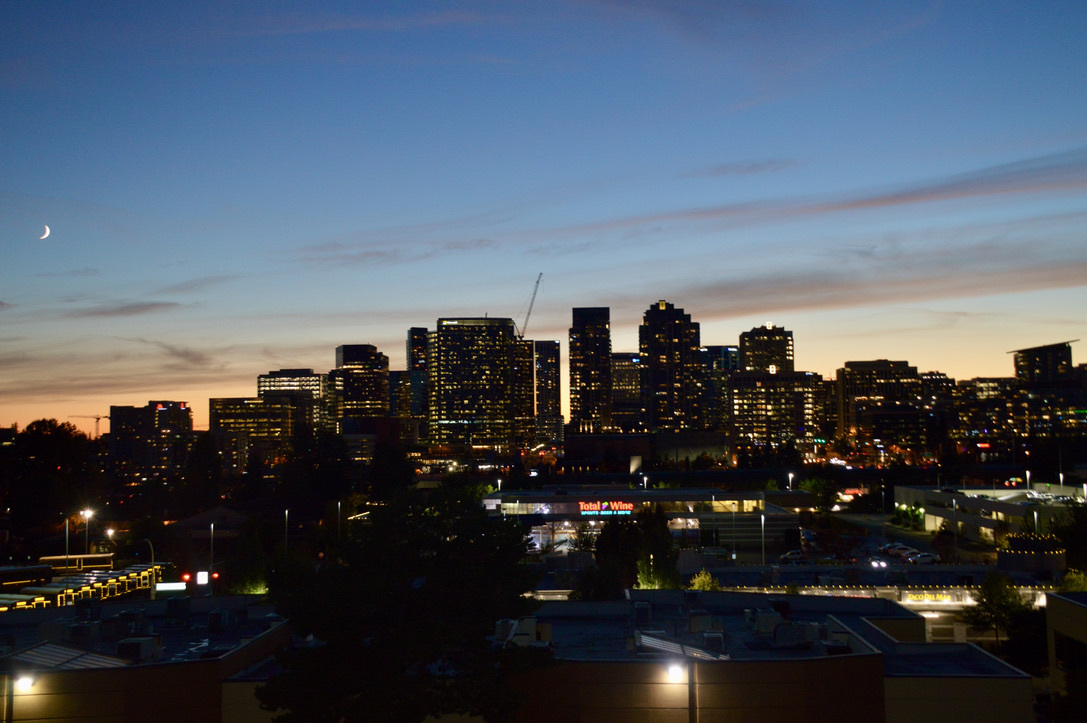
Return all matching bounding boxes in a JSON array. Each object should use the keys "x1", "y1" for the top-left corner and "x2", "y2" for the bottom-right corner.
[
  {"x1": 703, "y1": 345, "x2": 739, "y2": 432},
  {"x1": 427, "y1": 318, "x2": 522, "y2": 451},
  {"x1": 569, "y1": 307, "x2": 613, "y2": 433},
  {"x1": 1013, "y1": 342, "x2": 1073, "y2": 386},
  {"x1": 739, "y1": 324, "x2": 794, "y2": 374},
  {"x1": 257, "y1": 368, "x2": 330, "y2": 430},
  {"x1": 639, "y1": 300, "x2": 703, "y2": 432},
  {"x1": 209, "y1": 396, "x2": 308, "y2": 473},
  {"x1": 330, "y1": 344, "x2": 390, "y2": 424},
  {"x1": 407, "y1": 327, "x2": 429, "y2": 372},
  {"x1": 835, "y1": 360, "x2": 921, "y2": 440},
  {"x1": 611, "y1": 352, "x2": 645, "y2": 432},
  {"x1": 729, "y1": 371, "x2": 821, "y2": 448},
  {"x1": 108, "y1": 401, "x2": 194, "y2": 480},
  {"x1": 534, "y1": 340, "x2": 563, "y2": 445}
]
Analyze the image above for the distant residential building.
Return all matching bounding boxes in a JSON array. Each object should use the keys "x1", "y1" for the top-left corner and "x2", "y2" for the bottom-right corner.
[
  {"x1": 639, "y1": 300, "x2": 703, "y2": 432},
  {"x1": 427, "y1": 318, "x2": 523, "y2": 452},
  {"x1": 330, "y1": 344, "x2": 390, "y2": 426},
  {"x1": 739, "y1": 324, "x2": 794, "y2": 374},
  {"x1": 569, "y1": 307, "x2": 613, "y2": 433},
  {"x1": 611, "y1": 352, "x2": 645, "y2": 432}
]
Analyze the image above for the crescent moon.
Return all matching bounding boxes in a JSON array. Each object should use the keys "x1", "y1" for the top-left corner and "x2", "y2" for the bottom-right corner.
[{"x1": 40, "y1": 225, "x2": 50, "y2": 240}]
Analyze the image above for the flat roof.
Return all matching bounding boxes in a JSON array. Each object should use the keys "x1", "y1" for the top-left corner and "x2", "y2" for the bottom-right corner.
[{"x1": 532, "y1": 590, "x2": 1029, "y2": 679}]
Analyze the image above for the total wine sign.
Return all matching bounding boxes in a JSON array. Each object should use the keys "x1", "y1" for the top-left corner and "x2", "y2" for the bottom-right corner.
[{"x1": 578, "y1": 501, "x2": 635, "y2": 516}]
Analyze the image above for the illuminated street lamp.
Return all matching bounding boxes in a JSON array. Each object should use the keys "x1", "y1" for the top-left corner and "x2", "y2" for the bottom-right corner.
[
  {"x1": 665, "y1": 662, "x2": 697, "y2": 723},
  {"x1": 81, "y1": 509, "x2": 93, "y2": 554},
  {"x1": 761, "y1": 513, "x2": 766, "y2": 566},
  {"x1": 788, "y1": 472, "x2": 794, "y2": 491}
]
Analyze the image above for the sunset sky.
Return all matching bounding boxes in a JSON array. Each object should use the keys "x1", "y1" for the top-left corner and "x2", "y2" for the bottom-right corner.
[{"x1": 3, "y1": 1, "x2": 1087, "y2": 435}]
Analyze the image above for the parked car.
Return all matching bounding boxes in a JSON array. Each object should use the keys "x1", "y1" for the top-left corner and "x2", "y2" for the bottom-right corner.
[
  {"x1": 777, "y1": 549, "x2": 807, "y2": 564},
  {"x1": 890, "y1": 546, "x2": 919, "y2": 558},
  {"x1": 907, "y1": 552, "x2": 940, "y2": 565}
]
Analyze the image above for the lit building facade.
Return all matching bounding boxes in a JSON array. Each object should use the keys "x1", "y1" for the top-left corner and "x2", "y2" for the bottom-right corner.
[
  {"x1": 427, "y1": 318, "x2": 522, "y2": 451},
  {"x1": 209, "y1": 396, "x2": 307, "y2": 473},
  {"x1": 330, "y1": 344, "x2": 390, "y2": 426},
  {"x1": 107, "y1": 401, "x2": 194, "y2": 481},
  {"x1": 729, "y1": 371, "x2": 822, "y2": 449},
  {"x1": 257, "y1": 368, "x2": 331, "y2": 431},
  {"x1": 703, "y1": 345, "x2": 739, "y2": 432},
  {"x1": 611, "y1": 352, "x2": 645, "y2": 432},
  {"x1": 739, "y1": 323, "x2": 794, "y2": 374},
  {"x1": 569, "y1": 307, "x2": 613, "y2": 433},
  {"x1": 534, "y1": 340, "x2": 563, "y2": 446},
  {"x1": 639, "y1": 300, "x2": 703, "y2": 432},
  {"x1": 835, "y1": 360, "x2": 922, "y2": 441}
]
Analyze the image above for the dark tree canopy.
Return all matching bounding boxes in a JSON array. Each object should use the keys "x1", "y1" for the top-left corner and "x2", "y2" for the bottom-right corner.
[
  {"x1": 0, "y1": 420, "x2": 97, "y2": 539},
  {"x1": 258, "y1": 487, "x2": 545, "y2": 722}
]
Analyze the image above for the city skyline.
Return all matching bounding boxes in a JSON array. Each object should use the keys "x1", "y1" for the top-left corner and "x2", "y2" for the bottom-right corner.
[{"x1": 3, "y1": 2, "x2": 1087, "y2": 435}]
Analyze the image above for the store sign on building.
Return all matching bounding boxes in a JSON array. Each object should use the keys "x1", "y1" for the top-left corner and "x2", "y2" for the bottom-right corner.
[{"x1": 578, "y1": 501, "x2": 634, "y2": 516}]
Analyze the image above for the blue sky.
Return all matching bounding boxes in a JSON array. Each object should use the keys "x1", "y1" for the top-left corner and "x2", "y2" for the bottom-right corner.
[{"x1": 3, "y1": 1, "x2": 1086, "y2": 433}]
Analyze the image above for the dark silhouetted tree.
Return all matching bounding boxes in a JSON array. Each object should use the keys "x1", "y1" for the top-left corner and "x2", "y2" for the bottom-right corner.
[
  {"x1": 258, "y1": 487, "x2": 544, "y2": 722},
  {"x1": 960, "y1": 571, "x2": 1030, "y2": 648}
]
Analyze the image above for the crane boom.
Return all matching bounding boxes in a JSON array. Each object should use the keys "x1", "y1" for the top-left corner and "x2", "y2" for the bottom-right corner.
[
  {"x1": 69, "y1": 414, "x2": 109, "y2": 438},
  {"x1": 518, "y1": 272, "x2": 542, "y2": 340}
]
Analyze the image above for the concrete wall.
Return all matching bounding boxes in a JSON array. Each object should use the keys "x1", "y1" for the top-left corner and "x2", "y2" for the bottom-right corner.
[
  {"x1": 884, "y1": 676, "x2": 1034, "y2": 723},
  {"x1": 510, "y1": 656, "x2": 885, "y2": 722}
]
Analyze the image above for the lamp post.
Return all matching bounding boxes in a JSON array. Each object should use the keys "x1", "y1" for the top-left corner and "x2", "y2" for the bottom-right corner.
[
  {"x1": 761, "y1": 512, "x2": 766, "y2": 566},
  {"x1": 284, "y1": 509, "x2": 289, "y2": 551},
  {"x1": 64, "y1": 514, "x2": 69, "y2": 592},
  {"x1": 497, "y1": 478, "x2": 502, "y2": 492},
  {"x1": 81, "y1": 509, "x2": 93, "y2": 554},
  {"x1": 210, "y1": 522, "x2": 215, "y2": 583},
  {"x1": 141, "y1": 538, "x2": 156, "y2": 600},
  {"x1": 788, "y1": 472, "x2": 794, "y2": 491}
]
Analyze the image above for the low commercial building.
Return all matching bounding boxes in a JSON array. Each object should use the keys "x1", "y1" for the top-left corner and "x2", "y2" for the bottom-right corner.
[
  {"x1": 0, "y1": 596, "x2": 289, "y2": 722},
  {"x1": 506, "y1": 589, "x2": 1033, "y2": 722}
]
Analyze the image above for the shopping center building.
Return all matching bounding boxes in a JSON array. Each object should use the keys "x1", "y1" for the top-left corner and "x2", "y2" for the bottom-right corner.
[{"x1": 483, "y1": 487, "x2": 814, "y2": 552}]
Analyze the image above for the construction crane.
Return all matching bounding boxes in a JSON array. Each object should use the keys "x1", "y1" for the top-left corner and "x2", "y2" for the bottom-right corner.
[
  {"x1": 515, "y1": 272, "x2": 543, "y2": 340},
  {"x1": 69, "y1": 414, "x2": 109, "y2": 439}
]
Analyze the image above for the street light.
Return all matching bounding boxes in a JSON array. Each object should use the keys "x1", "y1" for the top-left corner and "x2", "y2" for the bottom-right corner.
[
  {"x1": 81, "y1": 509, "x2": 93, "y2": 554},
  {"x1": 497, "y1": 478, "x2": 502, "y2": 492},
  {"x1": 788, "y1": 472, "x2": 794, "y2": 491},
  {"x1": 761, "y1": 513, "x2": 766, "y2": 566},
  {"x1": 284, "y1": 509, "x2": 289, "y2": 551},
  {"x1": 141, "y1": 538, "x2": 156, "y2": 600}
]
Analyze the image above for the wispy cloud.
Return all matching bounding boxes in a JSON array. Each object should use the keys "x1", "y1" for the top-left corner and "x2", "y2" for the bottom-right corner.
[
  {"x1": 36, "y1": 268, "x2": 100, "y2": 278},
  {"x1": 152, "y1": 275, "x2": 239, "y2": 295},
  {"x1": 0, "y1": 302, "x2": 14, "y2": 311},
  {"x1": 123, "y1": 337, "x2": 211, "y2": 366},
  {"x1": 558, "y1": 148, "x2": 1087, "y2": 236},
  {"x1": 242, "y1": 10, "x2": 493, "y2": 38},
  {"x1": 65, "y1": 302, "x2": 181, "y2": 318},
  {"x1": 682, "y1": 160, "x2": 796, "y2": 178},
  {"x1": 297, "y1": 237, "x2": 497, "y2": 267},
  {"x1": 645, "y1": 240, "x2": 1087, "y2": 323}
]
